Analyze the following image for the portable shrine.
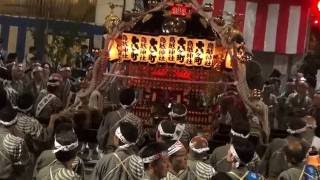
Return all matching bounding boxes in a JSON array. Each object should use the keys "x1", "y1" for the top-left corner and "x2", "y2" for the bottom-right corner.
[{"x1": 79, "y1": 0, "x2": 268, "y2": 137}]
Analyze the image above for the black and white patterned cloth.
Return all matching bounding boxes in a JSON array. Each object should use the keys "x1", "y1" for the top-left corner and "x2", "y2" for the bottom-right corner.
[
  {"x1": 128, "y1": 155, "x2": 144, "y2": 180},
  {"x1": 15, "y1": 112, "x2": 43, "y2": 138},
  {"x1": 195, "y1": 161, "x2": 216, "y2": 179},
  {"x1": 3, "y1": 133, "x2": 25, "y2": 164},
  {"x1": 51, "y1": 168, "x2": 80, "y2": 180}
]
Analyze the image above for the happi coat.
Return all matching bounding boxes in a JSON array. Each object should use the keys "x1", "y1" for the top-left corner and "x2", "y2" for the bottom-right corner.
[
  {"x1": 33, "y1": 150, "x2": 84, "y2": 180},
  {"x1": 34, "y1": 90, "x2": 63, "y2": 125},
  {"x1": 0, "y1": 127, "x2": 30, "y2": 180},
  {"x1": 91, "y1": 145, "x2": 139, "y2": 180},
  {"x1": 97, "y1": 108, "x2": 142, "y2": 153},
  {"x1": 36, "y1": 160, "x2": 81, "y2": 180}
]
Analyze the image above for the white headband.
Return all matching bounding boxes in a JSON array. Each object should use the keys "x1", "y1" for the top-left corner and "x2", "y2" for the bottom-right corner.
[
  {"x1": 230, "y1": 129, "x2": 250, "y2": 139},
  {"x1": 59, "y1": 67, "x2": 71, "y2": 71},
  {"x1": 189, "y1": 141, "x2": 209, "y2": 154},
  {"x1": 142, "y1": 151, "x2": 168, "y2": 164},
  {"x1": 168, "y1": 109, "x2": 187, "y2": 118},
  {"x1": 286, "y1": 126, "x2": 307, "y2": 135},
  {"x1": 0, "y1": 118, "x2": 17, "y2": 126},
  {"x1": 13, "y1": 105, "x2": 33, "y2": 113},
  {"x1": 115, "y1": 127, "x2": 135, "y2": 149},
  {"x1": 298, "y1": 77, "x2": 306, "y2": 82},
  {"x1": 47, "y1": 81, "x2": 61, "y2": 87},
  {"x1": 157, "y1": 123, "x2": 175, "y2": 137},
  {"x1": 158, "y1": 123, "x2": 186, "y2": 141},
  {"x1": 168, "y1": 141, "x2": 184, "y2": 156},
  {"x1": 0, "y1": 113, "x2": 18, "y2": 126},
  {"x1": 229, "y1": 145, "x2": 240, "y2": 168},
  {"x1": 53, "y1": 138, "x2": 79, "y2": 154},
  {"x1": 32, "y1": 67, "x2": 43, "y2": 73},
  {"x1": 120, "y1": 98, "x2": 137, "y2": 109}
]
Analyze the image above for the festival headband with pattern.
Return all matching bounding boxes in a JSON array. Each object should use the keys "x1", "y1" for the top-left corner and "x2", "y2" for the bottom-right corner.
[
  {"x1": 120, "y1": 98, "x2": 137, "y2": 110},
  {"x1": 168, "y1": 140, "x2": 184, "y2": 156},
  {"x1": 168, "y1": 107, "x2": 188, "y2": 118},
  {"x1": 115, "y1": 127, "x2": 135, "y2": 149},
  {"x1": 158, "y1": 122, "x2": 185, "y2": 141},
  {"x1": 230, "y1": 129, "x2": 250, "y2": 139},
  {"x1": 53, "y1": 136, "x2": 79, "y2": 153},
  {"x1": 142, "y1": 151, "x2": 168, "y2": 163},
  {"x1": 157, "y1": 123, "x2": 175, "y2": 137},
  {"x1": 189, "y1": 140, "x2": 210, "y2": 154},
  {"x1": 286, "y1": 126, "x2": 307, "y2": 135}
]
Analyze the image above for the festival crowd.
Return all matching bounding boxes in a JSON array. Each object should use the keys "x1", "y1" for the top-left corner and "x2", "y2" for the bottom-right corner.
[{"x1": 0, "y1": 38, "x2": 320, "y2": 180}]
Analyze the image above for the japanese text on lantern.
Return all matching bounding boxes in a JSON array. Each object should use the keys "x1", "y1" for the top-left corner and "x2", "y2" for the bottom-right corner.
[{"x1": 109, "y1": 33, "x2": 227, "y2": 68}]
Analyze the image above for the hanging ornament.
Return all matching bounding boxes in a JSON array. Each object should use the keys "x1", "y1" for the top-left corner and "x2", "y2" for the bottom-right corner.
[
  {"x1": 104, "y1": 3, "x2": 121, "y2": 33},
  {"x1": 220, "y1": 25, "x2": 234, "y2": 47},
  {"x1": 162, "y1": 17, "x2": 187, "y2": 34}
]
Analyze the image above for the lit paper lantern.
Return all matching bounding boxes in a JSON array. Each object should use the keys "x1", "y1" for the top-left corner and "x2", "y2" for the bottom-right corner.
[
  {"x1": 167, "y1": 36, "x2": 177, "y2": 63},
  {"x1": 108, "y1": 41, "x2": 119, "y2": 61},
  {"x1": 114, "y1": 33, "x2": 230, "y2": 70},
  {"x1": 193, "y1": 40, "x2": 206, "y2": 66},
  {"x1": 158, "y1": 36, "x2": 168, "y2": 63},
  {"x1": 122, "y1": 34, "x2": 132, "y2": 60},
  {"x1": 131, "y1": 35, "x2": 140, "y2": 62},
  {"x1": 203, "y1": 42, "x2": 215, "y2": 67},
  {"x1": 176, "y1": 37, "x2": 187, "y2": 65},
  {"x1": 225, "y1": 53, "x2": 232, "y2": 69},
  {"x1": 148, "y1": 37, "x2": 159, "y2": 64},
  {"x1": 185, "y1": 39, "x2": 194, "y2": 66},
  {"x1": 139, "y1": 35, "x2": 149, "y2": 62}
]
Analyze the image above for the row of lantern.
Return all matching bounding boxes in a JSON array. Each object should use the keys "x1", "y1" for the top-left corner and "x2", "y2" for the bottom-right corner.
[{"x1": 108, "y1": 33, "x2": 230, "y2": 68}]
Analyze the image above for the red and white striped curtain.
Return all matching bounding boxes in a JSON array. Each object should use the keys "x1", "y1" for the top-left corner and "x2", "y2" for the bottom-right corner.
[{"x1": 198, "y1": 0, "x2": 310, "y2": 54}]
